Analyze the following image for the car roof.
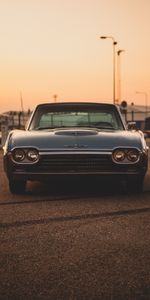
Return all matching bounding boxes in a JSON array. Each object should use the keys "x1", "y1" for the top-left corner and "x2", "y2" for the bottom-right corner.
[{"x1": 35, "y1": 102, "x2": 117, "y2": 109}]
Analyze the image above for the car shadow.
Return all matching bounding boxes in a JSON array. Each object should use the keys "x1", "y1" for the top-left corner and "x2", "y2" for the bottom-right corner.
[
  {"x1": 27, "y1": 174, "x2": 150, "y2": 197},
  {"x1": 1, "y1": 175, "x2": 149, "y2": 206},
  {"x1": 27, "y1": 176, "x2": 126, "y2": 197}
]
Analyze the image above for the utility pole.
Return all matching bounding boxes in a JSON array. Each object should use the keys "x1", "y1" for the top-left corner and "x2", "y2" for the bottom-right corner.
[
  {"x1": 20, "y1": 91, "x2": 24, "y2": 112},
  {"x1": 20, "y1": 91, "x2": 24, "y2": 128},
  {"x1": 53, "y1": 94, "x2": 58, "y2": 103},
  {"x1": 100, "y1": 36, "x2": 117, "y2": 104},
  {"x1": 117, "y1": 50, "x2": 125, "y2": 104}
]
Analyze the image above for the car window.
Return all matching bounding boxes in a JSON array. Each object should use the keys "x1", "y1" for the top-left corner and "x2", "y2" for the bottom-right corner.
[{"x1": 29, "y1": 107, "x2": 124, "y2": 130}]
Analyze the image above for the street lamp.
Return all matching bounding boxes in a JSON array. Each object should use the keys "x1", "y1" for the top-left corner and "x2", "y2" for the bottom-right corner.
[
  {"x1": 117, "y1": 49, "x2": 125, "y2": 104},
  {"x1": 136, "y1": 91, "x2": 148, "y2": 116},
  {"x1": 100, "y1": 36, "x2": 117, "y2": 104}
]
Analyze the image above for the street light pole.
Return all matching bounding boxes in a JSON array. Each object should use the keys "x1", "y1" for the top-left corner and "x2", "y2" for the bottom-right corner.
[
  {"x1": 100, "y1": 36, "x2": 117, "y2": 104},
  {"x1": 117, "y1": 50, "x2": 125, "y2": 104},
  {"x1": 20, "y1": 91, "x2": 24, "y2": 112},
  {"x1": 136, "y1": 91, "x2": 148, "y2": 117}
]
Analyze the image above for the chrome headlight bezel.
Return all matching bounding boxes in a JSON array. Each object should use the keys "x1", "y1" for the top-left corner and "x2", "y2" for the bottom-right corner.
[
  {"x1": 11, "y1": 148, "x2": 40, "y2": 164},
  {"x1": 112, "y1": 148, "x2": 140, "y2": 164}
]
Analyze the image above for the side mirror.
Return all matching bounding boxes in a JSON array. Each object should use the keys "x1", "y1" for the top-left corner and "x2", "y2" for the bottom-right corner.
[{"x1": 127, "y1": 122, "x2": 138, "y2": 130}]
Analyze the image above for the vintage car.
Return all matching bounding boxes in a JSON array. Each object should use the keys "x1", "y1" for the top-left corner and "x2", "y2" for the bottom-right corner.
[{"x1": 3, "y1": 102, "x2": 148, "y2": 194}]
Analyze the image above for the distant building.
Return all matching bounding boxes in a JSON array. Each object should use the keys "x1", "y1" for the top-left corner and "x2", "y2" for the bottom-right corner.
[
  {"x1": 120, "y1": 104, "x2": 150, "y2": 131},
  {"x1": 126, "y1": 104, "x2": 150, "y2": 121},
  {"x1": 0, "y1": 110, "x2": 31, "y2": 130},
  {"x1": 0, "y1": 110, "x2": 31, "y2": 146}
]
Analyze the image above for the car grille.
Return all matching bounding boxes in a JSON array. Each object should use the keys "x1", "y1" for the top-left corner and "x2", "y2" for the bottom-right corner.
[
  {"x1": 39, "y1": 154, "x2": 111, "y2": 172},
  {"x1": 21, "y1": 154, "x2": 139, "y2": 174}
]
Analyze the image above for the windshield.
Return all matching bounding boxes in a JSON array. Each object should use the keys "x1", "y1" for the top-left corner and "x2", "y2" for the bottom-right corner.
[{"x1": 29, "y1": 106, "x2": 124, "y2": 131}]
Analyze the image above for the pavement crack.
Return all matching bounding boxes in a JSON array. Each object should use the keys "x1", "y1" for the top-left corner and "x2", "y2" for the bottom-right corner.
[{"x1": 0, "y1": 207, "x2": 150, "y2": 229}]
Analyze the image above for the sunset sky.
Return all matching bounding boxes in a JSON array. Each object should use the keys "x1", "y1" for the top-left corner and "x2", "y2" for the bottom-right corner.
[{"x1": 0, "y1": 0, "x2": 150, "y2": 113}]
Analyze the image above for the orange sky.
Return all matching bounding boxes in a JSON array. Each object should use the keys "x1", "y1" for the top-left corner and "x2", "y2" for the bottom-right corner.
[{"x1": 0, "y1": 0, "x2": 150, "y2": 113}]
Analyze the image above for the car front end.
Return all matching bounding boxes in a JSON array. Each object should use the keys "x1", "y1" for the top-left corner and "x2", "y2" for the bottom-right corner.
[{"x1": 3, "y1": 102, "x2": 148, "y2": 193}]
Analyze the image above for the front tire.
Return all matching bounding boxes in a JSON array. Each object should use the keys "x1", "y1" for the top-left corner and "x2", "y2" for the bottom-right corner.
[{"x1": 9, "y1": 179, "x2": 26, "y2": 194}]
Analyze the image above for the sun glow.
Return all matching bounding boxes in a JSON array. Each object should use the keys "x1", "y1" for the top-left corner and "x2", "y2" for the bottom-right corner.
[{"x1": 0, "y1": 0, "x2": 150, "y2": 112}]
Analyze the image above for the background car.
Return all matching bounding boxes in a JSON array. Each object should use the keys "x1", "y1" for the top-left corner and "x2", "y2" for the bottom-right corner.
[{"x1": 3, "y1": 102, "x2": 148, "y2": 194}]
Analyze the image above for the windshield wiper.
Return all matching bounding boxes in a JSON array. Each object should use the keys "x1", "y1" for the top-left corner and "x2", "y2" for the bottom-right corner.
[
  {"x1": 35, "y1": 126, "x2": 55, "y2": 130},
  {"x1": 95, "y1": 126, "x2": 115, "y2": 130},
  {"x1": 75, "y1": 124, "x2": 115, "y2": 130},
  {"x1": 35, "y1": 126, "x2": 70, "y2": 130},
  {"x1": 35, "y1": 125, "x2": 115, "y2": 130}
]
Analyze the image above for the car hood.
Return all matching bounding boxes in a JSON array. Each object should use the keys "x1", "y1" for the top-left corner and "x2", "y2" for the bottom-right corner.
[{"x1": 8, "y1": 128, "x2": 145, "y2": 151}]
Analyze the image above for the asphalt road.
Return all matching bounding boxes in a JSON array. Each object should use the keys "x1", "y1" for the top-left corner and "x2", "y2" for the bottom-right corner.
[{"x1": 0, "y1": 144, "x2": 150, "y2": 300}]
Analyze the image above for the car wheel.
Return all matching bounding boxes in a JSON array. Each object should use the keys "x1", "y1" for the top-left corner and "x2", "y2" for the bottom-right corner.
[
  {"x1": 126, "y1": 176, "x2": 144, "y2": 193},
  {"x1": 9, "y1": 180, "x2": 27, "y2": 194}
]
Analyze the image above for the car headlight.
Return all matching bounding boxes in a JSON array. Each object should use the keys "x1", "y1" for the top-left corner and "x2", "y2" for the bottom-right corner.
[
  {"x1": 13, "y1": 149, "x2": 25, "y2": 162},
  {"x1": 26, "y1": 149, "x2": 39, "y2": 162},
  {"x1": 127, "y1": 150, "x2": 139, "y2": 162},
  {"x1": 113, "y1": 150, "x2": 126, "y2": 162},
  {"x1": 112, "y1": 148, "x2": 140, "y2": 164}
]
